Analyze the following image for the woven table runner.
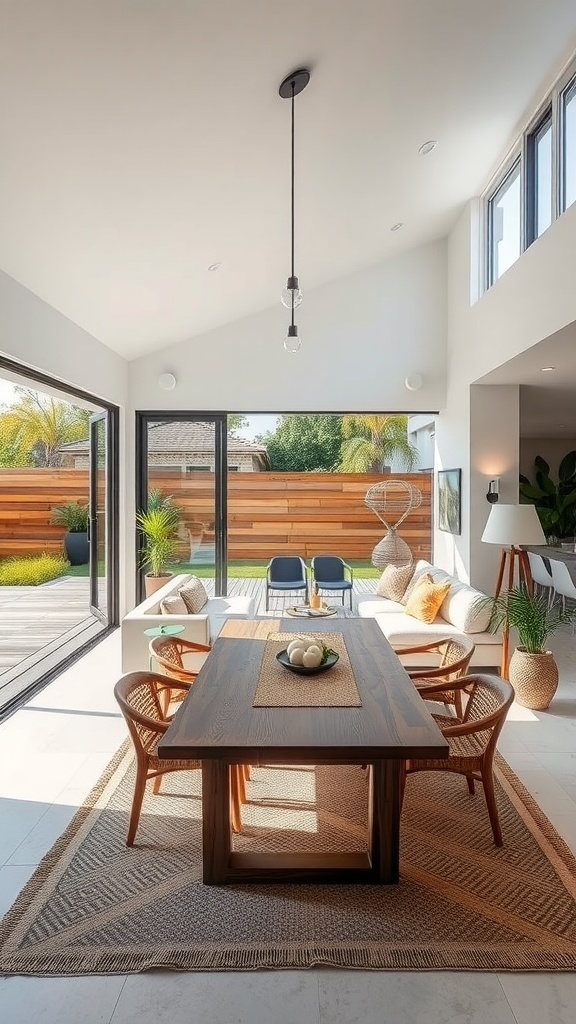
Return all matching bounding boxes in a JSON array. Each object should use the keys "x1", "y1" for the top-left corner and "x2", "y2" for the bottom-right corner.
[{"x1": 253, "y1": 631, "x2": 362, "y2": 707}]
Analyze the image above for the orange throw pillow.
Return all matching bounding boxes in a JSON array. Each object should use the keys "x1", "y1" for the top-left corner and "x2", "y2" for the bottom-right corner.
[{"x1": 404, "y1": 573, "x2": 451, "y2": 623}]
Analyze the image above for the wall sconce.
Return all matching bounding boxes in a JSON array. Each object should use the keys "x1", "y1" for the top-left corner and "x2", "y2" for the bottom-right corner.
[
  {"x1": 158, "y1": 372, "x2": 177, "y2": 391},
  {"x1": 486, "y1": 478, "x2": 500, "y2": 504}
]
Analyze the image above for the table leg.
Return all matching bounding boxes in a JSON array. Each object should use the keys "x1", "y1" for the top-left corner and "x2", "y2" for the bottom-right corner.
[
  {"x1": 368, "y1": 759, "x2": 401, "y2": 883},
  {"x1": 201, "y1": 760, "x2": 231, "y2": 885}
]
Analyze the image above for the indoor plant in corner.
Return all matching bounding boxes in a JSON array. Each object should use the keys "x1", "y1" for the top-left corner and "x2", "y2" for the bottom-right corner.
[
  {"x1": 50, "y1": 501, "x2": 89, "y2": 566},
  {"x1": 486, "y1": 587, "x2": 575, "y2": 710},
  {"x1": 136, "y1": 502, "x2": 181, "y2": 597}
]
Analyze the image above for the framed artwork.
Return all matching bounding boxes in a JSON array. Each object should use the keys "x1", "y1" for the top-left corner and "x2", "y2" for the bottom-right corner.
[{"x1": 437, "y1": 469, "x2": 461, "y2": 535}]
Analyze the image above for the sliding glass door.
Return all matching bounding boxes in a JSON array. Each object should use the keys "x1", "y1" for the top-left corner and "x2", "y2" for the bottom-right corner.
[
  {"x1": 88, "y1": 411, "x2": 109, "y2": 622},
  {"x1": 136, "y1": 414, "x2": 227, "y2": 600}
]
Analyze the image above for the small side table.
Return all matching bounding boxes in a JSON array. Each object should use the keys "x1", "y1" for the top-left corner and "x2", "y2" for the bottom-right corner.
[{"x1": 144, "y1": 623, "x2": 185, "y2": 668}]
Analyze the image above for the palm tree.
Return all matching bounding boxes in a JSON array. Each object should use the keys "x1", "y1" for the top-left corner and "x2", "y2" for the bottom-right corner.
[
  {"x1": 0, "y1": 388, "x2": 89, "y2": 467},
  {"x1": 339, "y1": 415, "x2": 418, "y2": 473}
]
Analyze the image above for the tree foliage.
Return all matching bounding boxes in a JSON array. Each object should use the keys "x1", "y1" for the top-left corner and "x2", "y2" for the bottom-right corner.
[
  {"x1": 339, "y1": 414, "x2": 418, "y2": 473},
  {"x1": 257, "y1": 415, "x2": 344, "y2": 471},
  {"x1": 227, "y1": 414, "x2": 249, "y2": 432},
  {"x1": 0, "y1": 388, "x2": 89, "y2": 467}
]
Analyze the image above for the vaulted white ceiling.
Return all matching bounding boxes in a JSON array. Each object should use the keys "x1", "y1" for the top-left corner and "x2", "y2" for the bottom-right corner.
[{"x1": 1, "y1": 0, "x2": 576, "y2": 359}]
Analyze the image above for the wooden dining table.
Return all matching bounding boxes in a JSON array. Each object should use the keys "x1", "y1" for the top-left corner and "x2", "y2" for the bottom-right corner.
[{"x1": 158, "y1": 617, "x2": 448, "y2": 886}]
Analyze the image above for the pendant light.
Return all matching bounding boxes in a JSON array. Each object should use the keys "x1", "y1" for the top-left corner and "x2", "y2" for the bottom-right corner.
[{"x1": 279, "y1": 68, "x2": 310, "y2": 351}]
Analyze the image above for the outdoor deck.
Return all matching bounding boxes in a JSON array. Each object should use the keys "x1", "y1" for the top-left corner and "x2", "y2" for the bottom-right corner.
[
  {"x1": 0, "y1": 574, "x2": 380, "y2": 694},
  {"x1": 220, "y1": 574, "x2": 379, "y2": 613}
]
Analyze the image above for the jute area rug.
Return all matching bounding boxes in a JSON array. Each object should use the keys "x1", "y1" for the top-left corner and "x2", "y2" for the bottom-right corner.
[{"x1": 1, "y1": 743, "x2": 576, "y2": 976}]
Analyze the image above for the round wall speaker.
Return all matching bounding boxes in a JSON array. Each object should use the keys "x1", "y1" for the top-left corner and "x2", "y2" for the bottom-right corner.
[
  {"x1": 158, "y1": 372, "x2": 177, "y2": 391},
  {"x1": 405, "y1": 373, "x2": 423, "y2": 392}
]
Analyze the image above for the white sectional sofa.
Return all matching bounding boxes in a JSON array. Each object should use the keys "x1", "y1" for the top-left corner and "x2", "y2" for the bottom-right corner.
[
  {"x1": 121, "y1": 574, "x2": 256, "y2": 672},
  {"x1": 355, "y1": 560, "x2": 502, "y2": 667}
]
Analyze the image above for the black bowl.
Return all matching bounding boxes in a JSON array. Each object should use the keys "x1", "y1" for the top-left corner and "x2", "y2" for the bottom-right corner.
[{"x1": 276, "y1": 649, "x2": 339, "y2": 675}]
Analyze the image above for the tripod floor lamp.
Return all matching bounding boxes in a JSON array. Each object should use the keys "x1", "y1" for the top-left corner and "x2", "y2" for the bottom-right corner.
[{"x1": 481, "y1": 503, "x2": 546, "y2": 678}]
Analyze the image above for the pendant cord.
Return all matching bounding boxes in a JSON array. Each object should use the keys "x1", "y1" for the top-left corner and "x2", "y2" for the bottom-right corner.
[{"x1": 290, "y1": 81, "x2": 295, "y2": 279}]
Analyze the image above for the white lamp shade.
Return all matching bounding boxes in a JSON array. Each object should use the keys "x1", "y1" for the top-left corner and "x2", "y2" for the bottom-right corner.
[{"x1": 481, "y1": 503, "x2": 546, "y2": 546}]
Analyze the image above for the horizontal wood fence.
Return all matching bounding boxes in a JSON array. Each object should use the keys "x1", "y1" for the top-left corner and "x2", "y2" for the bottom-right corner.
[
  {"x1": 0, "y1": 469, "x2": 432, "y2": 563},
  {"x1": 148, "y1": 470, "x2": 433, "y2": 562},
  {"x1": 0, "y1": 469, "x2": 90, "y2": 558}
]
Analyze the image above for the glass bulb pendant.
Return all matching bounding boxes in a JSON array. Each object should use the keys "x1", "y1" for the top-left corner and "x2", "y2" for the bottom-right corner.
[
  {"x1": 281, "y1": 275, "x2": 302, "y2": 309},
  {"x1": 284, "y1": 324, "x2": 301, "y2": 353}
]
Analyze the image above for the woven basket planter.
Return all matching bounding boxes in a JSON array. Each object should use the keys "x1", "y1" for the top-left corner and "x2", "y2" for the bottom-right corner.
[{"x1": 508, "y1": 647, "x2": 559, "y2": 710}]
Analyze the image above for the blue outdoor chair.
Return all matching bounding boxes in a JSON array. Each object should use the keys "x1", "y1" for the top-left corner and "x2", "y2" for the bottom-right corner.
[
  {"x1": 265, "y1": 556, "x2": 308, "y2": 611},
  {"x1": 311, "y1": 555, "x2": 354, "y2": 609}
]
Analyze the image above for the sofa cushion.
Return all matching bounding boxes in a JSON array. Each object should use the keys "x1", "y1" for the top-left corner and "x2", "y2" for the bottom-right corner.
[
  {"x1": 160, "y1": 593, "x2": 188, "y2": 615},
  {"x1": 179, "y1": 577, "x2": 209, "y2": 614},
  {"x1": 206, "y1": 595, "x2": 257, "y2": 639},
  {"x1": 415, "y1": 564, "x2": 491, "y2": 633},
  {"x1": 402, "y1": 560, "x2": 491, "y2": 634},
  {"x1": 405, "y1": 574, "x2": 451, "y2": 623},
  {"x1": 373, "y1": 611, "x2": 497, "y2": 649},
  {"x1": 375, "y1": 562, "x2": 415, "y2": 601},
  {"x1": 356, "y1": 596, "x2": 405, "y2": 617}
]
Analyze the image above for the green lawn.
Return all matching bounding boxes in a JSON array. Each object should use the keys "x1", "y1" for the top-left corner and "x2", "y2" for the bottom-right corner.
[
  {"x1": 168, "y1": 559, "x2": 380, "y2": 579},
  {"x1": 64, "y1": 559, "x2": 379, "y2": 580}
]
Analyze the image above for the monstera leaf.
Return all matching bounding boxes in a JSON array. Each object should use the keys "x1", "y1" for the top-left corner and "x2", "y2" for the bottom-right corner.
[{"x1": 519, "y1": 451, "x2": 576, "y2": 540}]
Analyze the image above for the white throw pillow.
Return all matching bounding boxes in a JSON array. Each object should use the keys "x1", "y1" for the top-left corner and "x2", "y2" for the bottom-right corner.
[
  {"x1": 375, "y1": 562, "x2": 415, "y2": 602},
  {"x1": 439, "y1": 581, "x2": 492, "y2": 633},
  {"x1": 179, "y1": 577, "x2": 209, "y2": 614},
  {"x1": 160, "y1": 594, "x2": 188, "y2": 615}
]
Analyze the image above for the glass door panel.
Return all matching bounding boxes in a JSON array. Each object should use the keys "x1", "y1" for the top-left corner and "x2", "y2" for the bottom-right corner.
[
  {"x1": 89, "y1": 411, "x2": 108, "y2": 622},
  {"x1": 137, "y1": 416, "x2": 227, "y2": 600}
]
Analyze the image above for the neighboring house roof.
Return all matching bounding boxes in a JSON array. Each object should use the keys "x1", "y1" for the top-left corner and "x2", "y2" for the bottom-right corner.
[{"x1": 58, "y1": 421, "x2": 270, "y2": 463}]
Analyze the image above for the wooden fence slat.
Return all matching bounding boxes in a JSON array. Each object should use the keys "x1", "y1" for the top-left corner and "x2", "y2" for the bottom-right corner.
[{"x1": 0, "y1": 469, "x2": 432, "y2": 561}]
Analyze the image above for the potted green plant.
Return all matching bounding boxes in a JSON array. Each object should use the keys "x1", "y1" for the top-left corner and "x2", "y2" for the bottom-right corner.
[
  {"x1": 50, "y1": 501, "x2": 89, "y2": 566},
  {"x1": 485, "y1": 587, "x2": 575, "y2": 709},
  {"x1": 136, "y1": 502, "x2": 181, "y2": 597}
]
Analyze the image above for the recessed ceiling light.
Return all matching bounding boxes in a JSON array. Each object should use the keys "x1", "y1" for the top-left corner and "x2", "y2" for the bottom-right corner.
[
  {"x1": 541, "y1": 366, "x2": 555, "y2": 372},
  {"x1": 391, "y1": 222, "x2": 403, "y2": 232},
  {"x1": 207, "y1": 262, "x2": 223, "y2": 272},
  {"x1": 418, "y1": 140, "x2": 437, "y2": 156}
]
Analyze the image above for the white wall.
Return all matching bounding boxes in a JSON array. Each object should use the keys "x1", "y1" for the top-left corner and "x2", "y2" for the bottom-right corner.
[
  {"x1": 439, "y1": 198, "x2": 576, "y2": 588},
  {"x1": 0, "y1": 269, "x2": 131, "y2": 613},
  {"x1": 128, "y1": 241, "x2": 447, "y2": 414}
]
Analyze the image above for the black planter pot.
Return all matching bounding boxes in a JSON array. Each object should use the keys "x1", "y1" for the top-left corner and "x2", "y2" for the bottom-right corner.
[{"x1": 64, "y1": 531, "x2": 89, "y2": 566}]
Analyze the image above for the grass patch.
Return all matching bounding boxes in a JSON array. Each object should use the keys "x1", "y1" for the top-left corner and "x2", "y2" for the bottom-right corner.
[
  {"x1": 167, "y1": 559, "x2": 380, "y2": 579},
  {"x1": 0, "y1": 552, "x2": 70, "y2": 586},
  {"x1": 59, "y1": 559, "x2": 381, "y2": 580}
]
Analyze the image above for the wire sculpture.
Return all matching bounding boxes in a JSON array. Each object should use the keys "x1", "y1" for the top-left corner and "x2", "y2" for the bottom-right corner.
[{"x1": 365, "y1": 480, "x2": 423, "y2": 568}]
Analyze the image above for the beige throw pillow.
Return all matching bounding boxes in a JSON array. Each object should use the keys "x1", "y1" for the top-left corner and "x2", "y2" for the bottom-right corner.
[
  {"x1": 160, "y1": 594, "x2": 188, "y2": 615},
  {"x1": 179, "y1": 577, "x2": 209, "y2": 614},
  {"x1": 375, "y1": 562, "x2": 415, "y2": 602}
]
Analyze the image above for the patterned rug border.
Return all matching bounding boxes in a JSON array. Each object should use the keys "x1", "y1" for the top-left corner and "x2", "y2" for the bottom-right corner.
[{"x1": 1, "y1": 744, "x2": 576, "y2": 976}]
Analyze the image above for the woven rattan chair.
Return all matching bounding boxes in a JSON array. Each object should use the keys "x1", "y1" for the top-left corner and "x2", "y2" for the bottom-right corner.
[
  {"x1": 148, "y1": 635, "x2": 211, "y2": 714},
  {"x1": 402, "y1": 673, "x2": 514, "y2": 846},
  {"x1": 114, "y1": 671, "x2": 245, "y2": 845},
  {"x1": 395, "y1": 636, "x2": 476, "y2": 717}
]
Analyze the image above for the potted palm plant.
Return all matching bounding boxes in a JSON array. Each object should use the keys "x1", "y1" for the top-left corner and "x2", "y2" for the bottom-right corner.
[
  {"x1": 136, "y1": 499, "x2": 181, "y2": 597},
  {"x1": 486, "y1": 587, "x2": 575, "y2": 709},
  {"x1": 50, "y1": 501, "x2": 89, "y2": 566}
]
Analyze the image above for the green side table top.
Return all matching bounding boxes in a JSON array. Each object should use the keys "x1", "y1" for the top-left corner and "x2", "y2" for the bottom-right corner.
[{"x1": 143, "y1": 623, "x2": 186, "y2": 637}]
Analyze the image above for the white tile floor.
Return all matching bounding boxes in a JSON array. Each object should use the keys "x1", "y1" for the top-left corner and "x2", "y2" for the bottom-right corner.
[{"x1": 0, "y1": 627, "x2": 575, "y2": 1023}]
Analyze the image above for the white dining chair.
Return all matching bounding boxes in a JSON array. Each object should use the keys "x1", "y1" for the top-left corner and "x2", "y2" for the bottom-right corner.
[
  {"x1": 549, "y1": 559, "x2": 576, "y2": 627},
  {"x1": 526, "y1": 551, "x2": 554, "y2": 610}
]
